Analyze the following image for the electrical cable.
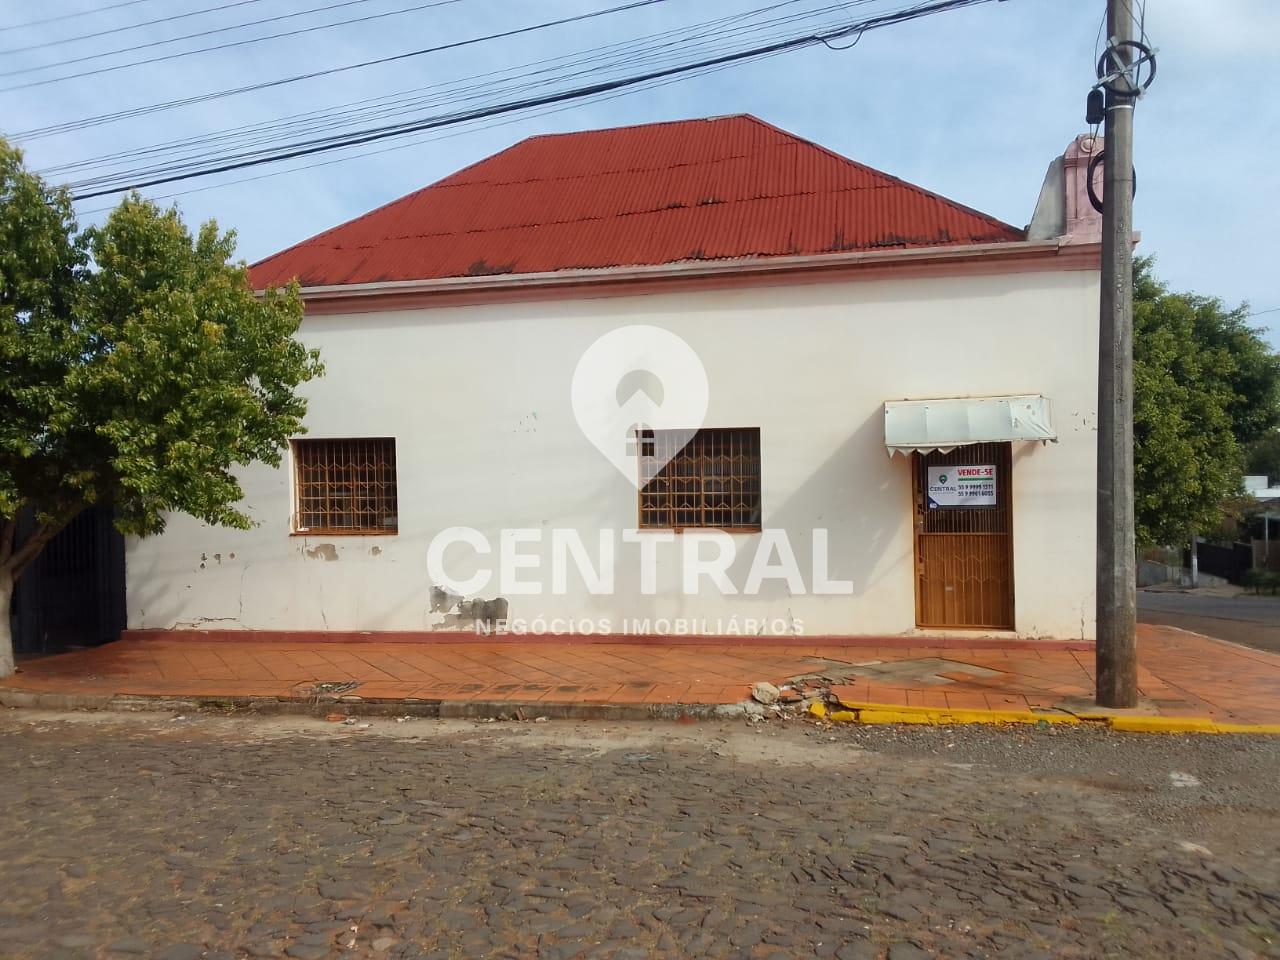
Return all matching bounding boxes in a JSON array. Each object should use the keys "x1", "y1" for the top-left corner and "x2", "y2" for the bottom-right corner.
[
  {"x1": 0, "y1": 0, "x2": 161, "y2": 32},
  {"x1": 62, "y1": 0, "x2": 971, "y2": 192},
  {"x1": 9, "y1": 0, "x2": 671, "y2": 124},
  {"x1": 0, "y1": 0, "x2": 466, "y2": 88},
  {"x1": 73, "y1": 54, "x2": 767, "y2": 216},
  {"x1": 41, "y1": 0, "x2": 825, "y2": 176},
  {"x1": 0, "y1": 0, "x2": 266, "y2": 56},
  {"x1": 53, "y1": 0, "x2": 889, "y2": 185},
  {"x1": 65, "y1": 0, "x2": 995, "y2": 200}
]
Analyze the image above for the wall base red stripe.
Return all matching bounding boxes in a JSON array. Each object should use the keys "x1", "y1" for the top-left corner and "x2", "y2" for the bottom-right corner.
[{"x1": 121, "y1": 628, "x2": 1094, "y2": 651}]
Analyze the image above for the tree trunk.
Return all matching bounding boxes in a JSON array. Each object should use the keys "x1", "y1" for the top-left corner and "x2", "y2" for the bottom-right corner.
[
  {"x1": 0, "y1": 515, "x2": 70, "y2": 677},
  {"x1": 0, "y1": 572, "x2": 14, "y2": 679}
]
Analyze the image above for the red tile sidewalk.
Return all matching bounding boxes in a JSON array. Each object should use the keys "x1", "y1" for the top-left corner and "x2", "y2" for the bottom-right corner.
[{"x1": 2, "y1": 624, "x2": 1277, "y2": 726}]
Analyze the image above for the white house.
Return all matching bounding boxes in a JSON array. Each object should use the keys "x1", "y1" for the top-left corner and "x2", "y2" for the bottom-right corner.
[{"x1": 125, "y1": 116, "x2": 1103, "y2": 641}]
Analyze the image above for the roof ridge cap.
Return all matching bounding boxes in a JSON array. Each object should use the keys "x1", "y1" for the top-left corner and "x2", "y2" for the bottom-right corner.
[
  {"x1": 520, "y1": 113, "x2": 755, "y2": 142},
  {"x1": 443, "y1": 135, "x2": 794, "y2": 188}
]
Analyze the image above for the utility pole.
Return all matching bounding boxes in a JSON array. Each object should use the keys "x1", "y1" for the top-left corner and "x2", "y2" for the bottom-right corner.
[{"x1": 1095, "y1": 0, "x2": 1138, "y2": 707}]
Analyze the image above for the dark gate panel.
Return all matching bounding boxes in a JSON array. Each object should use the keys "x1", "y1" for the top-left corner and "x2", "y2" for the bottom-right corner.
[
  {"x1": 913, "y1": 442, "x2": 1014, "y2": 630},
  {"x1": 12, "y1": 507, "x2": 125, "y2": 654},
  {"x1": 1184, "y1": 541, "x2": 1253, "y2": 585}
]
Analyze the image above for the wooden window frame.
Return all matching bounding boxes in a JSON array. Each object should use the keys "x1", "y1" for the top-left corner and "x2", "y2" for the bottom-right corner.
[
  {"x1": 635, "y1": 427, "x2": 763, "y2": 533},
  {"x1": 291, "y1": 437, "x2": 399, "y2": 537}
]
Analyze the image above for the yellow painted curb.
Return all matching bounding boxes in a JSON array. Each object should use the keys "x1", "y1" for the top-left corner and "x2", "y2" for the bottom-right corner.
[
  {"x1": 1108, "y1": 716, "x2": 1217, "y2": 733},
  {"x1": 1214, "y1": 723, "x2": 1280, "y2": 734},
  {"x1": 834, "y1": 699, "x2": 1079, "y2": 727},
  {"x1": 1110, "y1": 716, "x2": 1280, "y2": 735},
  {"x1": 825, "y1": 698, "x2": 1280, "y2": 735}
]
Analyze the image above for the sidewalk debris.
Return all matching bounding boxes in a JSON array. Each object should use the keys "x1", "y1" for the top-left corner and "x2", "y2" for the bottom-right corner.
[
  {"x1": 776, "y1": 684, "x2": 804, "y2": 704},
  {"x1": 313, "y1": 681, "x2": 361, "y2": 694},
  {"x1": 751, "y1": 681, "x2": 780, "y2": 704}
]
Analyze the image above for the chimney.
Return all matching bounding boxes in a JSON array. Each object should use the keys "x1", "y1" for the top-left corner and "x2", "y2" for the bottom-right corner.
[{"x1": 1027, "y1": 134, "x2": 1103, "y2": 241}]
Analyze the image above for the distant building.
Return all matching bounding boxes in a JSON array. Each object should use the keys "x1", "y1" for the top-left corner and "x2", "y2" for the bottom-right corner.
[{"x1": 1245, "y1": 475, "x2": 1280, "y2": 502}]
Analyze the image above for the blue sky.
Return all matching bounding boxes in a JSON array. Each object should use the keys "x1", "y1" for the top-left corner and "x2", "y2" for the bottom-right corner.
[{"x1": 4, "y1": 0, "x2": 1278, "y2": 343}]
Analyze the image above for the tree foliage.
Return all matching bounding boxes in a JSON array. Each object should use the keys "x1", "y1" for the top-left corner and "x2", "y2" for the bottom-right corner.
[
  {"x1": 0, "y1": 139, "x2": 321, "y2": 671},
  {"x1": 1246, "y1": 430, "x2": 1280, "y2": 483},
  {"x1": 1134, "y1": 257, "x2": 1280, "y2": 545}
]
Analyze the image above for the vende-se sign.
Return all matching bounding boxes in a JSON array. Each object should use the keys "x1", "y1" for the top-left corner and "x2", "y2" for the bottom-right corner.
[{"x1": 927, "y1": 464, "x2": 997, "y2": 508}]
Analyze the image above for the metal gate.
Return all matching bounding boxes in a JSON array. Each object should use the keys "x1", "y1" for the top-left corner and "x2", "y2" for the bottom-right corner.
[
  {"x1": 12, "y1": 507, "x2": 126, "y2": 654},
  {"x1": 913, "y1": 442, "x2": 1014, "y2": 629}
]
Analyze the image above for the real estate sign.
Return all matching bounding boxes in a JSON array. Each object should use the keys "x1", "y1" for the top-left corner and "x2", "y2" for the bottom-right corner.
[{"x1": 927, "y1": 464, "x2": 996, "y2": 508}]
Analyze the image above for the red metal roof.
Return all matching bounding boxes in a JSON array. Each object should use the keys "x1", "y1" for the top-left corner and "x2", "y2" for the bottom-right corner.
[{"x1": 248, "y1": 115, "x2": 1024, "y2": 289}]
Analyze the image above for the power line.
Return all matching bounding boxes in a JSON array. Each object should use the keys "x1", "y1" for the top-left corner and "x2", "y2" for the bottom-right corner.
[
  {"x1": 53, "y1": 1, "x2": 877, "y2": 186},
  {"x1": 0, "y1": 0, "x2": 465, "y2": 89},
  {"x1": 41, "y1": 0, "x2": 819, "y2": 176},
  {"x1": 60, "y1": 0, "x2": 958, "y2": 192},
  {"x1": 13, "y1": 0, "x2": 675, "y2": 138},
  {"x1": 68, "y1": 0, "x2": 997, "y2": 200},
  {"x1": 2, "y1": 0, "x2": 371, "y2": 67},
  {"x1": 0, "y1": 0, "x2": 161, "y2": 31},
  {"x1": 74, "y1": 58, "x2": 761, "y2": 217},
  {"x1": 0, "y1": 0, "x2": 266, "y2": 55}
]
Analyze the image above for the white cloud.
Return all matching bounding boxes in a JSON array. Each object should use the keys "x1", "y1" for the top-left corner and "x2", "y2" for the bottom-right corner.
[{"x1": 1145, "y1": 0, "x2": 1280, "y2": 57}]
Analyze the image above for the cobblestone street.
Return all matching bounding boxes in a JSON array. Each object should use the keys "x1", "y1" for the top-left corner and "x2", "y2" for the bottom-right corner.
[{"x1": 1, "y1": 712, "x2": 1277, "y2": 960}]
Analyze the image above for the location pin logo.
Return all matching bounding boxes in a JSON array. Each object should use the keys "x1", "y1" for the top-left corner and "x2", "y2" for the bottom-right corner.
[{"x1": 571, "y1": 325, "x2": 709, "y2": 488}]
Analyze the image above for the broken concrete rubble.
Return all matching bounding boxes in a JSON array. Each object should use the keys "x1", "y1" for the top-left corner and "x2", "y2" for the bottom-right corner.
[{"x1": 750, "y1": 682, "x2": 780, "y2": 704}]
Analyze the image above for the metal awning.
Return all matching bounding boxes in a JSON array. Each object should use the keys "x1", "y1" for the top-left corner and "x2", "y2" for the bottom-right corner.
[{"x1": 884, "y1": 394, "x2": 1056, "y2": 456}]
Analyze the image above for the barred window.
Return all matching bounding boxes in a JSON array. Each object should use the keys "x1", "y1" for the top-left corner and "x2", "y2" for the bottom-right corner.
[
  {"x1": 637, "y1": 428, "x2": 762, "y2": 531},
  {"x1": 293, "y1": 438, "x2": 398, "y2": 534}
]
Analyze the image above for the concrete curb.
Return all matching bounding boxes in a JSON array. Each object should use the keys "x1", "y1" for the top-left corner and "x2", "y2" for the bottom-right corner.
[
  {"x1": 814, "y1": 698, "x2": 1280, "y2": 735},
  {"x1": 0, "y1": 688, "x2": 759, "y2": 722},
  {"x1": 436, "y1": 699, "x2": 754, "y2": 721},
  {"x1": 3, "y1": 688, "x2": 1276, "y2": 734}
]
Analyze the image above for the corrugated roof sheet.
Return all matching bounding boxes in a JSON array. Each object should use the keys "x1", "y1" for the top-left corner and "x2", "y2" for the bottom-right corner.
[{"x1": 248, "y1": 115, "x2": 1025, "y2": 289}]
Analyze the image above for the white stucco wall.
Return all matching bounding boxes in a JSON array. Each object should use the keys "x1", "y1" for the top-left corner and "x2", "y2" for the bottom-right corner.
[{"x1": 125, "y1": 264, "x2": 1100, "y2": 639}]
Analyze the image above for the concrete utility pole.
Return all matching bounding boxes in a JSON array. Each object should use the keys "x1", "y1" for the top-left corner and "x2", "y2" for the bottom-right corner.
[{"x1": 1095, "y1": 0, "x2": 1138, "y2": 708}]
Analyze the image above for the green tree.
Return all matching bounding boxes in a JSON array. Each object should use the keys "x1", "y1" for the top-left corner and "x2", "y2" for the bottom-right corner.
[
  {"x1": 0, "y1": 141, "x2": 321, "y2": 675},
  {"x1": 1134, "y1": 257, "x2": 1280, "y2": 546},
  {"x1": 1247, "y1": 430, "x2": 1280, "y2": 482}
]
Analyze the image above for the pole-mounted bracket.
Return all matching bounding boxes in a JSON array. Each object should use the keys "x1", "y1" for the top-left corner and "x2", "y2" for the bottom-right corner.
[{"x1": 1095, "y1": 37, "x2": 1157, "y2": 99}]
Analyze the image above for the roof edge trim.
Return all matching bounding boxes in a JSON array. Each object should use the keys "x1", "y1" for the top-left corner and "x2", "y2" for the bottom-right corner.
[{"x1": 270, "y1": 238, "x2": 1099, "y2": 301}]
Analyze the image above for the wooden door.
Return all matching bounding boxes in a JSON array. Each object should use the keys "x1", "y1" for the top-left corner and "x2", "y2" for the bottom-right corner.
[{"x1": 913, "y1": 442, "x2": 1014, "y2": 629}]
